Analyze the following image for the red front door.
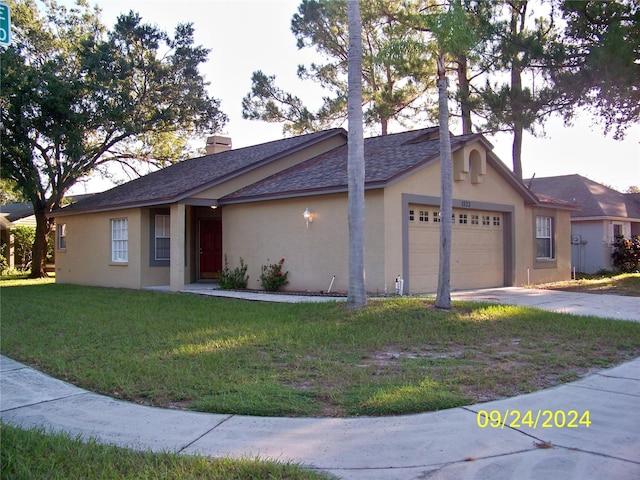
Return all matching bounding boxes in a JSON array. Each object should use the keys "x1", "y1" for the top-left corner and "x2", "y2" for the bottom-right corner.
[{"x1": 199, "y1": 219, "x2": 222, "y2": 279}]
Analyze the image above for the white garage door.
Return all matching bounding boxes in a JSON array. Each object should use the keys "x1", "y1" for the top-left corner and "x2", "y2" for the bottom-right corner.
[{"x1": 408, "y1": 205, "x2": 504, "y2": 293}]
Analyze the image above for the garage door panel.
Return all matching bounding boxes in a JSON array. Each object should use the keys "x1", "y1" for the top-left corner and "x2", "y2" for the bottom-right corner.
[{"x1": 408, "y1": 206, "x2": 504, "y2": 293}]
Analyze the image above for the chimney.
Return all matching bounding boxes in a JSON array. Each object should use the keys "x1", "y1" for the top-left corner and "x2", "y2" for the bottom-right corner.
[{"x1": 206, "y1": 135, "x2": 232, "y2": 155}]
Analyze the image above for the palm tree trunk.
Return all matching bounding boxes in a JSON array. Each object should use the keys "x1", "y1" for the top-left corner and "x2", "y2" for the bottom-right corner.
[
  {"x1": 347, "y1": 0, "x2": 366, "y2": 308},
  {"x1": 435, "y1": 53, "x2": 452, "y2": 310}
]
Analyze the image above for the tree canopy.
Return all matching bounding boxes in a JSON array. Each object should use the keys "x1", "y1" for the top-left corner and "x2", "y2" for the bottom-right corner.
[
  {"x1": 553, "y1": 0, "x2": 639, "y2": 139},
  {"x1": 242, "y1": 0, "x2": 436, "y2": 136},
  {"x1": 243, "y1": 0, "x2": 637, "y2": 182},
  {"x1": 1, "y1": 0, "x2": 227, "y2": 277}
]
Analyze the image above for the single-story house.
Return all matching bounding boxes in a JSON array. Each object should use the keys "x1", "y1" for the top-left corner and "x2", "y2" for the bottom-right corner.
[
  {"x1": 529, "y1": 174, "x2": 640, "y2": 274},
  {"x1": 0, "y1": 202, "x2": 37, "y2": 270},
  {"x1": 52, "y1": 127, "x2": 576, "y2": 294}
]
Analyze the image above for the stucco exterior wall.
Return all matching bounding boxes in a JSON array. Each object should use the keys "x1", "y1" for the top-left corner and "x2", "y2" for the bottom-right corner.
[
  {"x1": 521, "y1": 207, "x2": 572, "y2": 285},
  {"x1": 222, "y1": 191, "x2": 386, "y2": 294},
  {"x1": 55, "y1": 208, "x2": 143, "y2": 289}
]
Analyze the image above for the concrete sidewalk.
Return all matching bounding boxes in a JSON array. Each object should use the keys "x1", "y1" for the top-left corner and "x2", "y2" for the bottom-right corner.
[{"x1": 1, "y1": 354, "x2": 639, "y2": 479}]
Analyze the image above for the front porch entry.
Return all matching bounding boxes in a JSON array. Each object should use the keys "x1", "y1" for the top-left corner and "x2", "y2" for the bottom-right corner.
[{"x1": 198, "y1": 218, "x2": 222, "y2": 279}]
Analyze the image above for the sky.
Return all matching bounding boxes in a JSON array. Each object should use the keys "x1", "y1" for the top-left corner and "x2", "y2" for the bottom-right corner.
[{"x1": 68, "y1": 0, "x2": 639, "y2": 195}]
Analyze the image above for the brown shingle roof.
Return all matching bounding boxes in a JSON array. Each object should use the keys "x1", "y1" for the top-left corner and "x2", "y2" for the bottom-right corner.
[
  {"x1": 528, "y1": 174, "x2": 640, "y2": 219},
  {"x1": 55, "y1": 126, "x2": 550, "y2": 215},
  {"x1": 221, "y1": 128, "x2": 490, "y2": 202},
  {"x1": 54, "y1": 129, "x2": 346, "y2": 215}
]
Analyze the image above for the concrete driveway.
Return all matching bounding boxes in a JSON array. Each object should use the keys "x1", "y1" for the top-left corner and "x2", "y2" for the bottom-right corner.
[{"x1": 450, "y1": 287, "x2": 640, "y2": 322}]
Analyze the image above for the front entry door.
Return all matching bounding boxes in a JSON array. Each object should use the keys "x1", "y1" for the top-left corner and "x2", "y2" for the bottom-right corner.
[{"x1": 199, "y1": 218, "x2": 222, "y2": 279}]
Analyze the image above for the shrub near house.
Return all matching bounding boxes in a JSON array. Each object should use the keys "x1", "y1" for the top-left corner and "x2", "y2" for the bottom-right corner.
[
  {"x1": 259, "y1": 258, "x2": 289, "y2": 292},
  {"x1": 612, "y1": 235, "x2": 640, "y2": 273},
  {"x1": 217, "y1": 256, "x2": 249, "y2": 289}
]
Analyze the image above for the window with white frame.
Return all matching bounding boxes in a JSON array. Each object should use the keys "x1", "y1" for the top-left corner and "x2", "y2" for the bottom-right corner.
[
  {"x1": 111, "y1": 218, "x2": 128, "y2": 263},
  {"x1": 613, "y1": 223, "x2": 624, "y2": 238},
  {"x1": 155, "y1": 214, "x2": 170, "y2": 260},
  {"x1": 536, "y1": 216, "x2": 554, "y2": 259},
  {"x1": 57, "y1": 224, "x2": 67, "y2": 250}
]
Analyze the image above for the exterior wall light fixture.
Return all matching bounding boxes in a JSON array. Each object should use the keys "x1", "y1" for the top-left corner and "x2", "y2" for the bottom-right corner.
[{"x1": 303, "y1": 208, "x2": 313, "y2": 228}]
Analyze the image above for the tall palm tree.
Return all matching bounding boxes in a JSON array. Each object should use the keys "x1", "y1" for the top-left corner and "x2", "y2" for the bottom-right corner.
[
  {"x1": 434, "y1": 49, "x2": 453, "y2": 309},
  {"x1": 347, "y1": 0, "x2": 366, "y2": 308},
  {"x1": 428, "y1": 1, "x2": 478, "y2": 309}
]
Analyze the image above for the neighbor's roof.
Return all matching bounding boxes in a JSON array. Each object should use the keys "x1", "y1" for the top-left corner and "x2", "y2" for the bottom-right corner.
[
  {"x1": 0, "y1": 202, "x2": 37, "y2": 228},
  {"x1": 221, "y1": 127, "x2": 540, "y2": 205},
  {"x1": 0, "y1": 202, "x2": 34, "y2": 222},
  {"x1": 53, "y1": 129, "x2": 346, "y2": 216},
  {"x1": 528, "y1": 174, "x2": 640, "y2": 220}
]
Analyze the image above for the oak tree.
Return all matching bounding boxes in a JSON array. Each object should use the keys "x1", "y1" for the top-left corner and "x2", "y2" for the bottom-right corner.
[{"x1": 1, "y1": 0, "x2": 227, "y2": 277}]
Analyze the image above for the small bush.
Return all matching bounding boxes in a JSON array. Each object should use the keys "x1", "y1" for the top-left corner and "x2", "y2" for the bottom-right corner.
[
  {"x1": 217, "y1": 256, "x2": 249, "y2": 289},
  {"x1": 9, "y1": 226, "x2": 35, "y2": 271},
  {"x1": 612, "y1": 235, "x2": 640, "y2": 273},
  {"x1": 259, "y1": 258, "x2": 289, "y2": 292},
  {"x1": 0, "y1": 242, "x2": 8, "y2": 273}
]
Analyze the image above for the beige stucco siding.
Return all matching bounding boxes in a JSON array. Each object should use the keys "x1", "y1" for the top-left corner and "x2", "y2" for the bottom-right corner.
[
  {"x1": 520, "y1": 207, "x2": 572, "y2": 285},
  {"x1": 222, "y1": 190, "x2": 386, "y2": 294},
  {"x1": 55, "y1": 208, "x2": 143, "y2": 289}
]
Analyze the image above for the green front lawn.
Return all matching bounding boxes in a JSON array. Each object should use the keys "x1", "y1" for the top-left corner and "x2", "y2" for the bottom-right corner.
[
  {"x1": 0, "y1": 424, "x2": 331, "y2": 480},
  {"x1": 2, "y1": 279, "x2": 639, "y2": 417}
]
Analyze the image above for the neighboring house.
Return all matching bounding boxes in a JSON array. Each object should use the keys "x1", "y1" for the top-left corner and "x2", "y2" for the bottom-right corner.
[
  {"x1": 529, "y1": 174, "x2": 640, "y2": 274},
  {"x1": 51, "y1": 127, "x2": 575, "y2": 294},
  {"x1": 0, "y1": 202, "x2": 37, "y2": 270}
]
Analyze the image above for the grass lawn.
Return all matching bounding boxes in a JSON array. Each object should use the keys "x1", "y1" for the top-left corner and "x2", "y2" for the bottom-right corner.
[
  {"x1": 0, "y1": 423, "x2": 331, "y2": 480},
  {"x1": 2, "y1": 278, "x2": 640, "y2": 417},
  {"x1": 535, "y1": 272, "x2": 640, "y2": 296}
]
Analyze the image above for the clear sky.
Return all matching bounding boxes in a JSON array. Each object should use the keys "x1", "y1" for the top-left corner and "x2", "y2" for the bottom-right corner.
[{"x1": 68, "y1": 0, "x2": 639, "y2": 194}]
